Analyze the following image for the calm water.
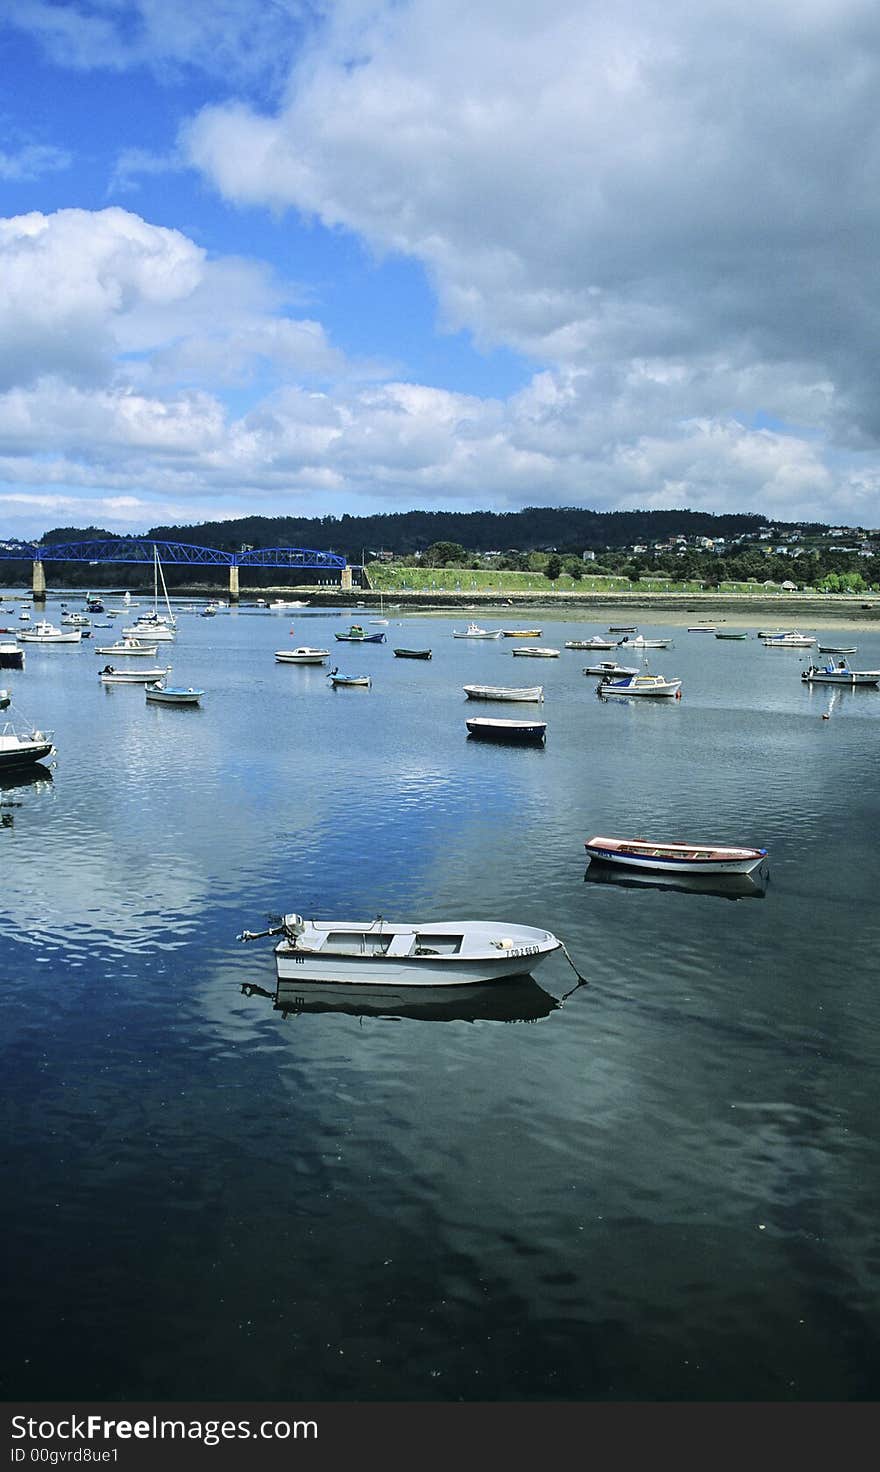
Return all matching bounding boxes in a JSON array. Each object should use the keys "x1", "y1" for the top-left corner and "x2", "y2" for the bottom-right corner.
[{"x1": 2, "y1": 596, "x2": 879, "y2": 1402}]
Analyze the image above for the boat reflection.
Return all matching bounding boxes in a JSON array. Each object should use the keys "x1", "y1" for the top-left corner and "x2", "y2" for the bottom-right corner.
[
  {"x1": 0, "y1": 764, "x2": 54, "y2": 797},
  {"x1": 584, "y1": 860, "x2": 768, "y2": 901},
  {"x1": 241, "y1": 975, "x2": 560, "y2": 1023}
]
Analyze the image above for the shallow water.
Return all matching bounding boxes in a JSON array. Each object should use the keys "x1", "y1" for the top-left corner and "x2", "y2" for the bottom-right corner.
[{"x1": 2, "y1": 597, "x2": 879, "y2": 1401}]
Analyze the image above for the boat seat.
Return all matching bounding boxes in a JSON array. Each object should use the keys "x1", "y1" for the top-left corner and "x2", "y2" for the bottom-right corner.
[{"x1": 386, "y1": 933, "x2": 417, "y2": 957}]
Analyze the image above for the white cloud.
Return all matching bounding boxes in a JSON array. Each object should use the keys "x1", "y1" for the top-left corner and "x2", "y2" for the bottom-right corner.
[
  {"x1": 0, "y1": 140, "x2": 70, "y2": 180},
  {"x1": 4, "y1": 1, "x2": 880, "y2": 533},
  {"x1": 4, "y1": 0, "x2": 308, "y2": 84},
  {"x1": 183, "y1": 0, "x2": 880, "y2": 460}
]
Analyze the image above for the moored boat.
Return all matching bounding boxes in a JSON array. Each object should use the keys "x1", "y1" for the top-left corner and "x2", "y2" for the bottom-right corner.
[
  {"x1": 94, "y1": 637, "x2": 159, "y2": 656},
  {"x1": 761, "y1": 631, "x2": 815, "y2": 647},
  {"x1": 511, "y1": 646, "x2": 560, "y2": 658},
  {"x1": 238, "y1": 912, "x2": 563, "y2": 987},
  {"x1": 582, "y1": 660, "x2": 639, "y2": 677},
  {"x1": 0, "y1": 693, "x2": 55, "y2": 770},
  {"x1": 17, "y1": 620, "x2": 81, "y2": 644},
  {"x1": 99, "y1": 664, "x2": 171, "y2": 683},
  {"x1": 274, "y1": 647, "x2": 329, "y2": 664},
  {"x1": 617, "y1": 634, "x2": 673, "y2": 649},
  {"x1": 145, "y1": 682, "x2": 203, "y2": 705},
  {"x1": 565, "y1": 637, "x2": 618, "y2": 650},
  {"x1": 463, "y1": 684, "x2": 544, "y2": 702},
  {"x1": 328, "y1": 668, "x2": 371, "y2": 687},
  {"x1": 0, "y1": 642, "x2": 25, "y2": 669},
  {"x1": 452, "y1": 623, "x2": 502, "y2": 639},
  {"x1": 584, "y1": 835, "x2": 768, "y2": 875},
  {"x1": 501, "y1": 629, "x2": 542, "y2": 637},
  {"x1": 466, "y1": 716, "x2": 547, "y2": 744},
  {"x1": 801, "y1": 660, "x2": 880, "y2": 686},
  {"x1": 393, "y1": 648, "x2": 432, "y2": 659},
  {"x1": 597, "y1": 670, "x2": 682, "y2": 698},
  {"x1": 335, "y1": 624, "x2": 385, "y2": 643}
]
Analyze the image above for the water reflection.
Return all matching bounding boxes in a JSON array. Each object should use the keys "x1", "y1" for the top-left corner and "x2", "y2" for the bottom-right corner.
[
  {"x1": 584, "y1": 860, "x2": 768, "y2": 900},
  {"x1": 0, "y1": 764, "x2": 54, "y2": 795},
  {"x1": 241, "y1": 976, "x2": 560, "y2": 1023}
]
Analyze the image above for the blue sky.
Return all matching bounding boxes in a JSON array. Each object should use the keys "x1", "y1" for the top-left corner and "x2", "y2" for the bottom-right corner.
[{"x1": 2, "y1": 0, "x2": 879, "y2": 538}]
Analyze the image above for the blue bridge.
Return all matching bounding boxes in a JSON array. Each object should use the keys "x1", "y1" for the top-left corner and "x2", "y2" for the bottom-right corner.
[{"x1": 0, "y1": 538, "x2": 352, "y2": 600}]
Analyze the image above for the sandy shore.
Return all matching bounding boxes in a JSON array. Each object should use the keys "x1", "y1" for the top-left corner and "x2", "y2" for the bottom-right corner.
[{"x1": 357, "y1": 590, "x2": 880, "y2": 631}]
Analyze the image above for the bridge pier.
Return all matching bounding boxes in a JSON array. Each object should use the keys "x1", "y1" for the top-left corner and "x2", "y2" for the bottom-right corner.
[
  {"x1": 32, "y1": 560, "x2": 46, "y2": 602},
  {"x1": 341, "y1": 567, "x2": 353, "y2": 591},
  {"x1": 229, "y1": 565, "x2": 240, "y2": 603}
]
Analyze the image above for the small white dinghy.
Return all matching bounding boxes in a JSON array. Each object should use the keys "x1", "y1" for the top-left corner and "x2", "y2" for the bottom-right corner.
[
  {"x1": 99, "y1": 664, "x2": 171, "y2": 683},
  {"x1": 238, "y1": 913, "x2": 565, "y2": 987},
  {"x1": 463, "y1": 684, "x2": 544, "y2": 702}
]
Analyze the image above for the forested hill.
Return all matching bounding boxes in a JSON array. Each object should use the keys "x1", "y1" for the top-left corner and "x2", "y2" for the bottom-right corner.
[{"x1": 119, "y1": 506, "x2": 774, "y2": 557}]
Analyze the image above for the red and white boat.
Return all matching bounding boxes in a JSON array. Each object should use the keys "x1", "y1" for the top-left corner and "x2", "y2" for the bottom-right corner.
[{"x1": 584, "y1": 835, "x2": 768, "y2": 875}]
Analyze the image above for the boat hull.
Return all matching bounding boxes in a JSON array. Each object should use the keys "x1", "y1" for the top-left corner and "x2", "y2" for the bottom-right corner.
[
  {"x1": 0, "y1": 735, "x2": 55, "y2": 769},
  {"x1": 393, "y1": 649, "x2": 432, "y2": 659},
  {"x1": 801, "y1": 670, "x2": 879, "y2": 685},
  {"x1": 466, "y1": 717, "x2": 546, "y2": 743},
  {"x1": 100, "y1": 667, "x2": 170, "y2": 682}
]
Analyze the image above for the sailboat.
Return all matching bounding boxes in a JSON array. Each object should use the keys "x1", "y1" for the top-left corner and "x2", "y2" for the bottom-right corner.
[
  {"x1": 122, "y1": 546, "x2": 177, "y2": 641},
  {"x1": 369, "y1": 591, "x2": 389, "y2": 625}
]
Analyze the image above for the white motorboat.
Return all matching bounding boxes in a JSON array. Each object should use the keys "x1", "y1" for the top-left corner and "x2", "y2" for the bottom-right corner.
[
  {"x1": 99, "y1": 664, "x2": 171, "y2": 683},
  {"x1": 452, "y1": 623, "x2": 502, "y2": 639},
  {"x1": 801, "y1": 660, "x2": 880, "y2": 687},
  {"x1": 761, "y1": 632, "x2": 815, "y2": 648},
  {"x1": 0, "y1": 641, "x2": 25, "y2": 670},
  {"x1": 94, "y1": 637, "x2": 159, "y2": 656},
  {"x1": 0, "y1": 691, "x2": 55, "y2": 770},
  {"x1": 617, "y1": 634, "x2": 673, "y2": 649},
  {"x1": 597, "y1": 670, "x2": 682, "y2": 698},
  {"x1": 238, "y1": 912, "x2": 563, "y2": 987},
  {"x1": 511, "y1": 646, "x2": 560, "y2": 658},
  {"x1": 269, "y1": 599, "x2": 310, "y2": 609},
  {"x1": 145, "y1": 682, "x2": 203, "y2": 705},
  {"x1": 582, "y1": 660, "x2": 639, "y2": 677},
  {"x1": 60, "y1": 612, "x2": 90, "y2": 627},
  {"x1": 17, "y1": 620, "x2": 81, "y2": 644},
  {"x1": 463, "y1": 684, "x2": 544, "y2": 702},
  {"x1": 585, "y1": 835, "x2": 768, "y2": 875},
  {"x1": 275, "y1": 647, "x2": 330, "y2": 665},
  {"x1": 565, "y1": 637, "x2": 618, "y2": 650}
]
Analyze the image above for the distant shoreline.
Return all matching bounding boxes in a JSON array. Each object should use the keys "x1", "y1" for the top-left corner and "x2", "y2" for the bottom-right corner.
[{"x1": 6, "y1": 583, "x2": 879, "y2": 628}]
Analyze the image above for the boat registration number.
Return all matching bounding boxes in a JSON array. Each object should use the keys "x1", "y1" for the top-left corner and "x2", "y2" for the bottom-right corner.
[{"x1": 506, "y1": 945, "x2": 540, "y2": 958}]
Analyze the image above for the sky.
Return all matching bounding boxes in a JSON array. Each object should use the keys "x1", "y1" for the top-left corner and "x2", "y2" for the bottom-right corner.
[{"x1": 2, "y1": 0, "x2": 880, "y2": 540}]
